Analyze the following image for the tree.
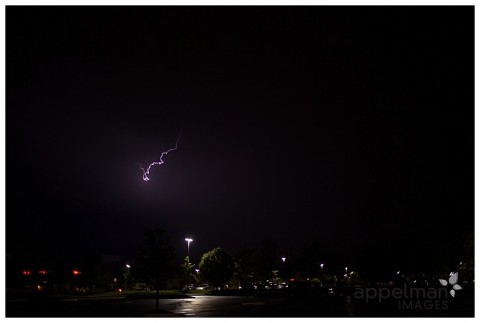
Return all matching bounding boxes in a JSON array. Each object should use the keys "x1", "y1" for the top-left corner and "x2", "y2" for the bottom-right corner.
[
  {"x1": 233, "y1": 247, "x2": 257, "y2": 287},
  {"x1": 232, "y1": 239, "x2": 282, "y2": 286},
  {"x1": 81, "y1": 256, "x2": 107, "y2": 290},
  {"x1": 180, "y1": 256, "x2": 196, "y2": 284},
  {"x1": 256, "y1": 237, "x2": 278, "y2": 281},
  {"x1": 135, "y1": 229, "x2": 175, "y2": 311},
  {"x1": 199, "y1": 247, "x2": 234, "y2": 288}
]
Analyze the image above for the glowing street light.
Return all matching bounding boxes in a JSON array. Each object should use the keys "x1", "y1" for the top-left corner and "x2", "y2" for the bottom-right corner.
[
  {"x1": 126, "y1": 264, "x2": 131, "y2": 269},
  {"x1": 320, "y1": 263, "x2": 324, "y2": 270},
  {"x1": 185, "y1": 238, "x2": 193, "y2": 257},
  {"x1": 281, "y1": 257, "x2": 286, "y2": 263}
]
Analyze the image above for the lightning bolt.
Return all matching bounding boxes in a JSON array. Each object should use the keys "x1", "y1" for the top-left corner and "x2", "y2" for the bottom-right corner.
[{"x1": 138, "y1": 131, "x2": 181, "y2": 181}]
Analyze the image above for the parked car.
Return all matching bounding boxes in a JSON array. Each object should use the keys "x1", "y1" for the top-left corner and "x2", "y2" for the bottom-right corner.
[
  {"x1": 134, "y1": 283, "x2": 147, "y2": 290},
  {"x1": 182, "y1": 284, "x2": 196, "y2": 292},
  {"x1": 196, "y1": 284, "x2": 211, "y2": 290}
]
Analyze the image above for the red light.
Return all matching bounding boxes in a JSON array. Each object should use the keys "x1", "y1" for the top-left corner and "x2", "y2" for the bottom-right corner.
[
  {"x1": 22, "y1": 270, "x2": 32, "y2": 276},
  {"x1": 38, "y1": 270, "x2": 48, "y2": 275},
  {"x1": 289, "y1": 278, "x2": 295, "y2": 282},
  {"x1": 72, "y1": 270, "x2": 81, "y2": 276}
]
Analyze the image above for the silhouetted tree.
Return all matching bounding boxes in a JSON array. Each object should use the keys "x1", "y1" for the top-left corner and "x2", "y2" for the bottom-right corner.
[
  {"x1": 136, "y1": 229, "x2": 175, "y2": 311},
  {"x1": 181, "y1": 256, "x2": 196, "y2": 284},
  {"x1": 233, "y1": 247, "x2": 257, "y2": 287},
  {"x1": 81, "y1": 256, "x2": 106, "y2": 289},
  {"x1": 164, "y1": 257, "x2": 197, "y2": 290},
  {"x1": 233, "y1": 239, "x2": 282, "y2": 284},
  {"x1": 256, "y1": 238, "x2": 278, "y2": 280},
  {"x1": 199, "y1": 247, "x2": 234, "y2": 288}
]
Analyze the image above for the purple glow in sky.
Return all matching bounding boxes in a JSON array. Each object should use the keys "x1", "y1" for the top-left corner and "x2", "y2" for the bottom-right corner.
[{"x1": 138, "y1": 132, "x2": 181, "y2": 181}]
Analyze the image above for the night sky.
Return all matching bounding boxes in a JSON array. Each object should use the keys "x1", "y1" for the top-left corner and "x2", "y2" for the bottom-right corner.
[{"x1": 7, "y1": 7, "x2": 473, "y2": 269}]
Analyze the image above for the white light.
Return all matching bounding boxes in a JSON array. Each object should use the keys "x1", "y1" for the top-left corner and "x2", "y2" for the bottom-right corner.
[
  {"x1": 126, "y1": 264, "x2": 131, "y2": 268},
  {"x1": 185, "y1": 238, "x2": 193, "y2": 257},
  {"x1": 281, "y1": 257, "x2": 286, "y2": 262}
]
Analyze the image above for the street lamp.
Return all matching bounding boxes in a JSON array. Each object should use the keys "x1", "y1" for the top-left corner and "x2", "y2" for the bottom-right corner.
[
  {"x1": 319, "y1": 263, "x2": 325, "y2": 285},
  {"x1": 281, "y1": 257, "x2": 286, "y2": 263},
  {"x1": 185, "y1": 238, "x2": 193, "y2": 257},
  {"x1": 124, "y1": 264, "x2": 131, "y2": 291}
]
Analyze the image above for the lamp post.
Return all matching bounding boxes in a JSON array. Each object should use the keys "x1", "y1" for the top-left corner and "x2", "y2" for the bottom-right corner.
[
  {"x1": 320, "y1": 263, "x2": 325, "y2": 285},
  {"x1": 124, "y1": 264, "x2": 131, "y2": 291},
  {"x1": 185, "y1": 238, "x2": 193, "y2": 258},
  {"x1": 195, "y1": 268, "x2": 200, "y2": 283}
]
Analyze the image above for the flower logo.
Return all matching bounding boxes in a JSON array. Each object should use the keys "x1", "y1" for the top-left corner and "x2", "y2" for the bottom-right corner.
[{"x1": 439, "y1": 272, "x2": 462, "y2": 297}]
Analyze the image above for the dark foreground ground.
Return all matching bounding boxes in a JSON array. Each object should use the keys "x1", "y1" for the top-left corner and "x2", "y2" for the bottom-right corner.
[{"x1": 6, "y1": 288, "x2": 474, "y2": 317}]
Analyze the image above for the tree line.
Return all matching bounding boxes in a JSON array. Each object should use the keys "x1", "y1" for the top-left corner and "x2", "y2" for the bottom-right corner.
[{"x1": 8, "y1": 228, "x2": 474, "y2": 298}]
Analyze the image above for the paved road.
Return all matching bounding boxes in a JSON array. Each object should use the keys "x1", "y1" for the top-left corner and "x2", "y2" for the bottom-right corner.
[
  {"x1": 6, "y1": 292, "x2": 474, "y2": 317},
  {"x1": 166, "y1": 294, "x2": 354, "y2": 317},
  {"x1": 6, "y1": 294, "x2": 353, "y2": 317}
]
